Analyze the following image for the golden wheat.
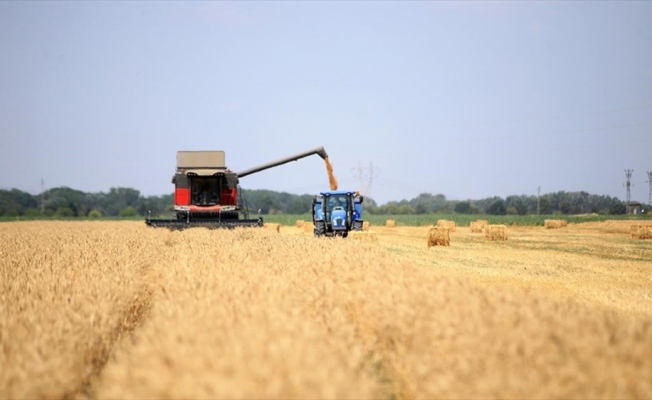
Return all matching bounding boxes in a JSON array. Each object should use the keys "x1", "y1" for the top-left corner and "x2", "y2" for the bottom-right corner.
[
  {"x1": 264, "y1": 222, "x2": 281, "y2": 232},
  {"x1": 2, "y1": 220, "x2": 651, "y2": 399},
  {"x1": 348, "y1": 230, "x2": 378, "y2": 242},
  {"x1": 0, "y1": 221, "x2": 154, "y2": 399},
  {"x1": 301, "y1": 222, "x2": 314, "y2": 233}
]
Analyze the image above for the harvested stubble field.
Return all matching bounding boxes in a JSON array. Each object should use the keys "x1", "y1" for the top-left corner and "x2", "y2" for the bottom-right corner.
[{"x1": 1, "y1": 220, "x2": 651, "y2": 399}]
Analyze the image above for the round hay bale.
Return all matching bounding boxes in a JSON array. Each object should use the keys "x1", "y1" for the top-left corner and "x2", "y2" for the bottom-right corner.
[
  {"x1": 486, "y1": 224, "x2": 507, "y2": 241},
  {"x1": 362, "y1": 221, "x2": 370, "y2": 231},
  {"x1": 295, "y1": 219, "x2": 305, "y2": 228},
  {"x1": 544, "y1": 219, "x2": 561, "y2": 229},
  {"x1": 349, "y1": 230, "x2": 378, "y2": 242},
  {"x1": 469, "y1": 221, "x2": 483, "y2": 233},
  {"x1": 631, "y1": 224, "x2": 642, "y2": 238},
  {"x1": 302, "y1": 222, "x2": 315, "y2": 233},
  {"x1": 641, "y1": 226, "x2": 652, "y2": 240},
  {"x1": 386, "y1": 219, "x2": 396, "y2": 227},
  {"x1": 427, "y1": 226, "x2": 450, "y2": 247},
  {"x1": 437, "y1": 219, "x2": 456, "y2": 232},
  {"x1": 632, "y1": 224, "x2": 652, "y2": 239}
]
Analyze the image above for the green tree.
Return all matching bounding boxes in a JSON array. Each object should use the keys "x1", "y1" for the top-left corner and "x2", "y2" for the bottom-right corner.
[
  {"x1": 397, "y1": 204, "x2": 415, "y2": 214},
  {"x1": 287, "y1": 199, "x2": 309, "y2": 214},
  {"x1": 88, "y1": 209, "x2": 102, "y2": 218},
  {"x1": 56, "y1": 207, "x2": 74, "y2": 217},
  {"x1": 24, "y1": 209, "x2": 41, "y2": 218},
  {"x1": 378, "y1": 202, "x2": 400, "y2": 215},
  {"x1": 559, "y1": 200, "x2": 572, "y2": 214},
  {"x1": 539, "y1": 197, "x2": 551, "y2": 214},
  {"x1": 45, "y1": 187, "x2": 88, "y2": 216},
  {"x1": 413, "y1": 202, "x2": 428, "y2": 214},
  {"x1": 487, "y1": 199, "x2": 506, "y2": 215},
  {"x1": 257, "y1": 194, "x2": 275, "y2": 214},
  {"x1": 515, "y1": 202, "x2": 528, "y2": 215},
  {"x1": 0, "y1": 189, "x2": 39, "y2": 216},
  {"x1": 454, "y1": 201, "x2": 472, "y2": 214},
  {"x1": 409, "y1": 193, "x2": 447, "y2": 213},
  {"x1": 360, "y1": 197, "x2": 378, "y2": 214},
  {"x1": 609, "y1": 202, "x2": 626, "y2": 215},
  {"x1": 119, "y1": 206, "x2": 139, "y2": 217}
]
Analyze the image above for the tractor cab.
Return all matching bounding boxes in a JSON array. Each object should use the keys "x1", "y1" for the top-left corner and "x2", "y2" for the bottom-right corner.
[{"x1": 312, "y1": 191, "x2": 364, "y2": 237}]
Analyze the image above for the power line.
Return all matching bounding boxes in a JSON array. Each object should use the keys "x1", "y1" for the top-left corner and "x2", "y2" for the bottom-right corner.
[{"x1": 351, "y1": 161, "x2": 379, "y2": 201}]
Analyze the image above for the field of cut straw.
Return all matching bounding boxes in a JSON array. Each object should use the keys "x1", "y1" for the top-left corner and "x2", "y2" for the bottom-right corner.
[{"x1": 1, "y1": 220, "x2": 651, "y2": 399}]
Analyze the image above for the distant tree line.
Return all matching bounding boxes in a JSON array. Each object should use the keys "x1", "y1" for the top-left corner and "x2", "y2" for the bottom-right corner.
[
  {"x1": 0, "y1": 187, "x2": 172, "y2": 218},
  {"x1": 368, "y1": 191, "x2": 634, "y2": 216},
  {"x1": 0, "y1": 186, "x2": 639, "y2": 218}
]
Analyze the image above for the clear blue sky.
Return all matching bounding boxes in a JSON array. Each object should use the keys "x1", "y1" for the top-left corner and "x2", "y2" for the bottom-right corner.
[{"x1": 1, "y1": 1, "x2": 651, "y2": 205}]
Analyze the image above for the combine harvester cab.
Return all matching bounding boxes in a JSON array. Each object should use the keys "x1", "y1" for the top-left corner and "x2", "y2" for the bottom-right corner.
[
  {"x1": 146, "y1": 146, "x2": 329, "y2": 230},
  {"x1": 312, "y1": 191, "x2": 364, "y2": 238}
]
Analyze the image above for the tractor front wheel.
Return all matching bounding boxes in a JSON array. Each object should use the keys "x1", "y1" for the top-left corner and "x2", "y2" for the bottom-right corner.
[{"x1": 314, "y1": 221, "x2": 326, "y2": 237}]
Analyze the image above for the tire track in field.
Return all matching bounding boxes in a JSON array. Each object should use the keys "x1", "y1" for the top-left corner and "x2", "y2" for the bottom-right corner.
[
  {"x1": 347, "y1": 311, "x2": 414, "y2": 400},
  {"x1": 63, "y1": 285, "x2": 154, "y2": 399}
]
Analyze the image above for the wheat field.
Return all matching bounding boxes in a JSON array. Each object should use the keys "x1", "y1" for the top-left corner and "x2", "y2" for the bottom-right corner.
[{"x1": 1, "y1": 220, "x2": 651, "y2": 399}]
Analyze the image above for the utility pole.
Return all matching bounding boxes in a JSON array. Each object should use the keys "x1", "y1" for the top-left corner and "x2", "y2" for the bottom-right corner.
[
  {"x1": 537, "y1": 186, "x2": 541, "y2": 215},
  {"x1": 40, "y1": 179, "x2": 45, "y2": 214},
  {"x1": 624, "y1": 169, "x2": 633, "y2": 214},
  {"x1": 647, "y1": 171, "x2": 652, "y2": 208}
]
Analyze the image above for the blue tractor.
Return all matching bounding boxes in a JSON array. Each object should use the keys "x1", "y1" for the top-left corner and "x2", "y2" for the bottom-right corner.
[{"x1": 311, "y1": 191, "x2": 364, "y2": 237}]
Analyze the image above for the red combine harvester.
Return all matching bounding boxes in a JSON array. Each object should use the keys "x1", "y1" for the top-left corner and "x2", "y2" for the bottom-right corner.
[{"x1": 146, "y1": 146, "x2": 328, "y2": 230}]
